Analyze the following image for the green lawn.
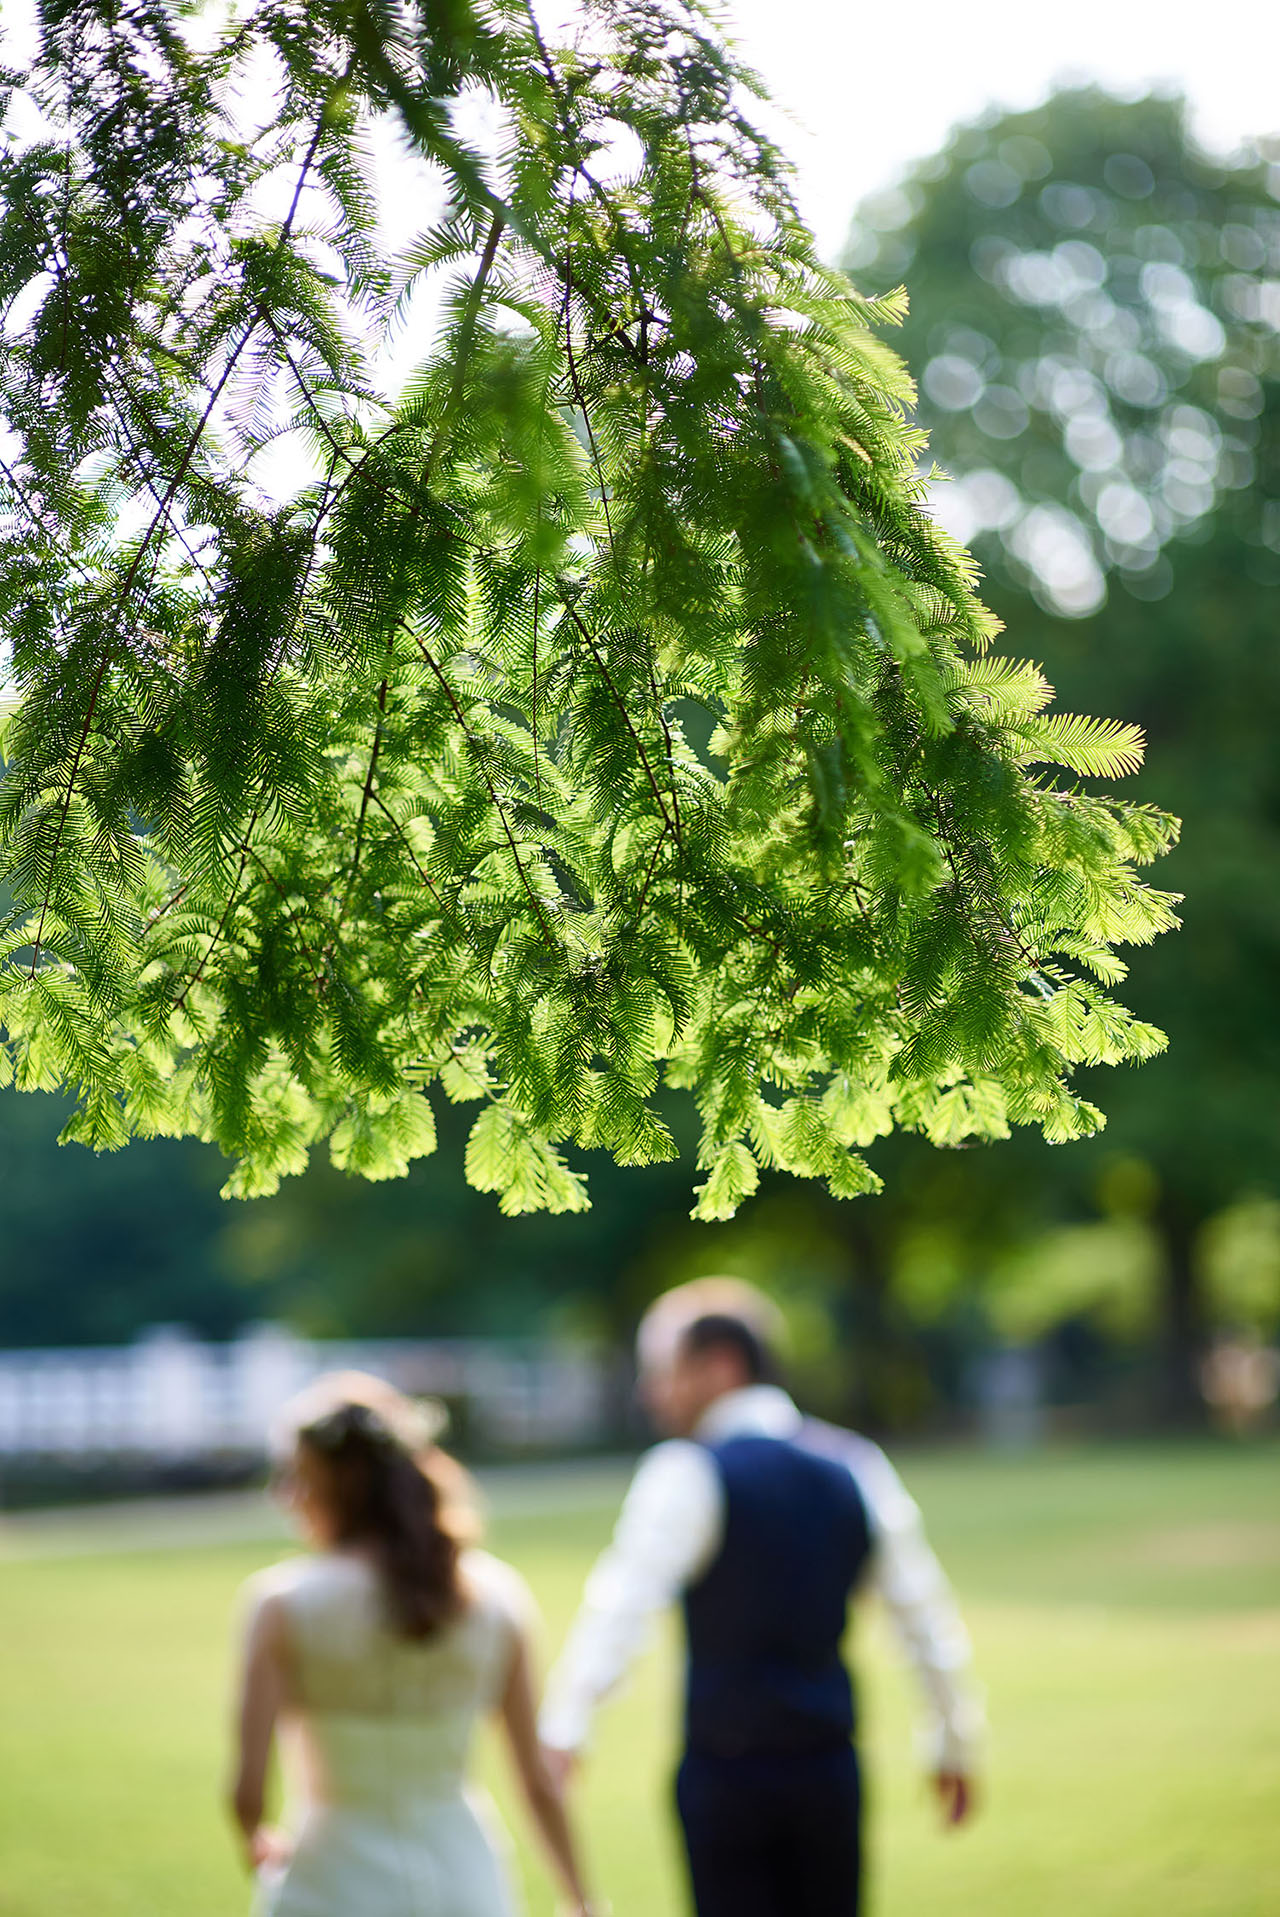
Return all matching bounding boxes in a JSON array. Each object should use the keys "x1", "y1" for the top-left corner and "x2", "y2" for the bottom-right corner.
[{"x1": 1, "y1": 1443, "x2": 1277, "y2": 1916}]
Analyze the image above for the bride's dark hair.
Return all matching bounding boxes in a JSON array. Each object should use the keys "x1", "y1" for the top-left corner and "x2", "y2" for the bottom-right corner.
[{"x1": 287, "y1": 1372, "x2": 475, "y2": 1639}]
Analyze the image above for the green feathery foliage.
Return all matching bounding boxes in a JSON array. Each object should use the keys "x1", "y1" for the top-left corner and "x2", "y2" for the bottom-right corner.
[{"x1": 0, "y1": 0, "x2": 1178, "y2": 1213}]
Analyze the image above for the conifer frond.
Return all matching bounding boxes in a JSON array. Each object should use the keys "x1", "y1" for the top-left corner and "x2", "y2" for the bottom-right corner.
[
  {"x1": 946, "y1": 656, "x2": 1053, "y2": 717},
  {"x1": 1010, "y1": 713, "x2": 1147, "y2": 779}
]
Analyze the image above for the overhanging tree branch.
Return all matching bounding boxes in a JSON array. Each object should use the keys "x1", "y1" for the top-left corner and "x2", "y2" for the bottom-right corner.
[{"x1": 0, "y1": 0, "x2": 1177, "y2": 1208}]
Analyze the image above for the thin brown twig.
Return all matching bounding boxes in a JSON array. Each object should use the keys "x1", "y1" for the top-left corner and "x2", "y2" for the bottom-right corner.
[
  {"x1": 53, "y1": 141, "x2": 74, "y2": 375},
  {"x1": 924, "y1": 784, "x2": 1034, "y2": 970},
  {"x1": 241, "y1": 843, "x2": 328, "y2": 992},
  {"x1": 522, "y1": 5, "x2": 652, "y2": 368},
  {"x1": 560, "y1": 177, "x2": 617, "y2": 557},
  {"x1": 174, "y1": 814, "x2": 259, "y2": 1011},
  {"x1": 733, "y1": 909, "x2": 784, "y2": 962},
  {"x1": 0, "y1": 454, "x2": 102, "y2": 594},
  {"x1": 423, "y1": 211, "x2": 506, "y2": 478},
  {"x1": 332, "y1": 668, "x2": 390, "y2": 946},
  {"x1": 367, "y1": 789, "x2": 450, "y2": 918},
  {"x1": 402, "y1": 621, "x2": 559, "y2": 951},
  {"x1": 516, "y1": 54, "x2": 681, "y2": 878},
  {"x1": 247, "y1": 338, "x2": 508, "y2": 571},
  {"x1": 27, "y1": 109, "x2": 331, "y2": 978},
  {"x1": 145, "y1": 876, "x2": 192, "y2": 928},
  {"x1": 561, "y1": 600, "x2": 676, "y2": 837},
  {"x1": 531, "y1": 564, "x2": 542, "y2": 808},
  {"x1": 106, "y1": 365, "x2": 221, "y2": 597},
  {"x1": 630, "y1": 820, "x2": 671, "y2": 927},
  {"x1": 285, "y1": 208, "x2": 503, "y2": 566},
  {"x1": 647, "y1": 652, "x2": 682, "y2": 844}
]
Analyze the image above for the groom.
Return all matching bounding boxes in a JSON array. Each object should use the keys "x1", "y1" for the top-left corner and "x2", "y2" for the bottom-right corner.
[{"x1": 539, "y1": 1278, "x2": 981, "y2": 1916}]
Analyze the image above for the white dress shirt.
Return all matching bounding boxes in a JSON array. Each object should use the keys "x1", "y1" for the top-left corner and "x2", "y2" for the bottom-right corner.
[{"x1": 538, "y1": 1385, "x2": 983, "y2": 1772}]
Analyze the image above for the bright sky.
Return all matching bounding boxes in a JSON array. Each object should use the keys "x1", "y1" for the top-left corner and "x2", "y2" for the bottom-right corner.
[
  {"x1": 5, "y1": 0, "x2": 1277, "y2": 255},
  {"x1": 721, "y1": 0, "x2": 1280, "y2": 258},
  {"x1": 3, "y1": 0, "x2": 1276, "y2": 550}
]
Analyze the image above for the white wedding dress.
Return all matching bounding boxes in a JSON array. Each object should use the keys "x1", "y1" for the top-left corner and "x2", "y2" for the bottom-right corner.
[{"x1": 248, "y1": 1549, "x2": 529, "y2": 1917}]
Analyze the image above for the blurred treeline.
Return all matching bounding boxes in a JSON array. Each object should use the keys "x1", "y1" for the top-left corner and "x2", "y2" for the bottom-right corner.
[{"x1": 2, "y1": 88, "x2": 1278, "y2": 1431}]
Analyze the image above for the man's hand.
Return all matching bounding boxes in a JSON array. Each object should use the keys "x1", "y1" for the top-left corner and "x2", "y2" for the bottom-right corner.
[
  {"x1": 934, "y1": 1771, "x2": 975, "y2": 1827},
  {"x1": 540, "y1": 1744, "x2": 580, "y2": 1794}
]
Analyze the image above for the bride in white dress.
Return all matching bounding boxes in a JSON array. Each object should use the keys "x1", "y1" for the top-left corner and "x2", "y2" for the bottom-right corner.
[{"x1": 228, "y1": 1372, "x2": 595, "y2": 1917}]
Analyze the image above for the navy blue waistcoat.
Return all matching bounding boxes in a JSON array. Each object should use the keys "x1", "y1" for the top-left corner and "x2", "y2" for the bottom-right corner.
[{"x1": 682, "y1": 1429, "x2": 873, "y2": 1759}]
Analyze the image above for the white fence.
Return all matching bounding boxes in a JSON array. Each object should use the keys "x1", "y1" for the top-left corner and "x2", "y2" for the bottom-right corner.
[{"x1": 0, "y1": 1324, "x2": 617, "y2": 1458}]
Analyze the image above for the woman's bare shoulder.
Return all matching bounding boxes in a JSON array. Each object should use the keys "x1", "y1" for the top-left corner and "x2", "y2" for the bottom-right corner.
[
  {"x1": 235, "y1": 1552, "x2": 331, "y2": 1616},
  {"x1": 459, "y1": 1548, "x2": 539, "y2": 1631}
]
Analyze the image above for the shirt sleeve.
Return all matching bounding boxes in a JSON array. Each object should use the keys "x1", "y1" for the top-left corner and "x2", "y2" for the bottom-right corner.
[
  {"x1": 537, "y1": 1439, "x2": 723, "y2": 1754},
  {"x1": 852, "y1": 1441, "x2": 985, "y2": 1774}
]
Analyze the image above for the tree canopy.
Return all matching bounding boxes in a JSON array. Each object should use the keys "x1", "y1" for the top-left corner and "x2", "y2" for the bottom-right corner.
[
  {"x1": 842, "y1": 89, "x2": 1280, "y2": 1405},
  {"x1": 0, "y1": 4, "x2": 1175, "y2": 1214},
  {"x1": 844, "y1": 88, "x2": 1279, "y2": 616}
]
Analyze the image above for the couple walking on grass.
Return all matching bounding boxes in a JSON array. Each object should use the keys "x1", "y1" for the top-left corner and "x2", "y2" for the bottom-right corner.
[{"x1": 230, "y1": 1278, "x2": 981, "y2": 1917}]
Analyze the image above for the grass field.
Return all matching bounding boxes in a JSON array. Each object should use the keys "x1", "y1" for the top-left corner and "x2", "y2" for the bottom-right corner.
[{"x1": 1, "y1": 1442, "x2": 1278, "y2": 1917}]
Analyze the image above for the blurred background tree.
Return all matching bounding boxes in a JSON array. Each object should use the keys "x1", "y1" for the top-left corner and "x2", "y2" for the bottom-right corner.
[
  {"x1": 841, "y1": 88, "x2": 1280, "y2": 1418},
  {"x1": 5, "y1": 87, "x2": 1278, "y2": 1434}
]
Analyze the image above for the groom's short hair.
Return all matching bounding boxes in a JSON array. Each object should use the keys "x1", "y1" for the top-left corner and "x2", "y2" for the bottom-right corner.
[
  {"x1": 636, "y1": 1277, "x2": 786, "y2": 1376},
  {"x1": 681, "y1": 1312, "x2": 781, "y2": 1385}
]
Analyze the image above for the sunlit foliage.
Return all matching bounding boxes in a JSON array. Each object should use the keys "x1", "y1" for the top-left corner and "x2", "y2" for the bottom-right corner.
[{"x1": 0, "y1": 6, "x2": 1175, "y2": 1211}]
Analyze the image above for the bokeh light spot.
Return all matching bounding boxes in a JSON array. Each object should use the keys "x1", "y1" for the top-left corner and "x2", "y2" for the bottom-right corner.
[
  {"x1": 923, "y1": 353, "x2": 986, "y2": 410},
  {"x1": 1102, "y1": 153, "x2": 1156, "y2": 200},
  {"x1": 974, "y1": 385, "x2": 1030, "y2": 438},
  {"x1": 1040, "y1": 183, "x2": 1097, "y2": 229},
  {"x1": 966, "y1": 159, "x2": 1022, "y2": 209}
]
